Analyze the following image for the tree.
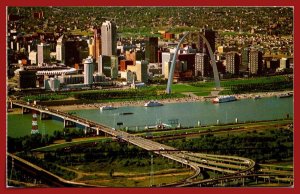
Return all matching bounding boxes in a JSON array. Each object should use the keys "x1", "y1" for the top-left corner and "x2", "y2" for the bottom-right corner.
[{"x1": 109, "y1": 168, "x2": 114, "y2": 178}]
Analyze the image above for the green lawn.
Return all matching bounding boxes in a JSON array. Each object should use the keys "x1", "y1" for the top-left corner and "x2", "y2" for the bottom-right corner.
[
  {"x1": 32, "y1": 137, "x2": 112, "y2": 152},
  {"x1": 171, "y1": 83, "x2": 214, "y2": 94}
]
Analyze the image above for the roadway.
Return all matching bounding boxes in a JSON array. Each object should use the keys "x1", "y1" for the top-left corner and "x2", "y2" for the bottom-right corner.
[{"x1": 11, "y1": 101, "x2": 257, "y2": 186}]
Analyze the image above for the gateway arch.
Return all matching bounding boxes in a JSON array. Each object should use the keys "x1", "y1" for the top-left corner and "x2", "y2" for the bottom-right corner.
[{"x1": 166, "y1": 31, "x2": 221, "y2": 94}]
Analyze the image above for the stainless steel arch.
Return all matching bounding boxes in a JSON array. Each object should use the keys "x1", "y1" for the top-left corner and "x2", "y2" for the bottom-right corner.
[{"x1": 166, "y1": 31, "x2": 221, "y2": 94}]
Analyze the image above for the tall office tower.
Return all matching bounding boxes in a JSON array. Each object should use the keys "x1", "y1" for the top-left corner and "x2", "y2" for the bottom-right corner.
[
  {"x1": 31, "y1": 110, "x2": 39, "y2": 134},
  {"x1": 248, "y1": 50, "x2": 263, "y2": 75},
  {"x1": 145, "y1": 37, "x2": 158, "y2": 63},
  {"x1": 37, "y1": 42, "x2": 50, "y2": 65},
  {"x1": 65, "y1": 40, "x2": 81, "y2": 67},
  {"x1": 93, "y1": 28, "x2": 102, "y2": 61},
  {"x1": 84, "y1": 56, "x2": 94, "y2": 85},
  {"x1": 127, "y1": 60, "x2": 149, "y2": 83},
  {"x1": 177, "y1": 53, "x2": 196, "y2": 75},
  {"x1": 111, "y1": 56, "x2": 118, "y2": 79},
  {"x1": 225, "y1": 52, "x2": 240, "y2": 75},
  {"x1": 161, "y1": 52, "x2": 174, "y2": 78},
  {"x1": 101, "y1": 20, "x2": 117, "y2": 56},
  {"x1": 195, "y1": 53, "x2": 212, "y2": 77},
  {"x1": 198, "y1": 28, "x2": 216, "y2": 54},
  {"x1": 98, "y1": 55, "x2": 111, "y2": 77},
  {"x1": 56, "y1": 35, "x2": 65, "y2": 63}
]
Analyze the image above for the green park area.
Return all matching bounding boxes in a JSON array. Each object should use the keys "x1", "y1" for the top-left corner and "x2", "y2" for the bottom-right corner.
[{"x1": 20, "y1": 75, "x2": 292, "y2": 104}]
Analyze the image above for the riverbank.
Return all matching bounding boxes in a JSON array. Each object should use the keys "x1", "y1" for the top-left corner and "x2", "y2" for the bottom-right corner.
[{"x1": 47, "y1": 90, "x2": 293, "y2": 112}]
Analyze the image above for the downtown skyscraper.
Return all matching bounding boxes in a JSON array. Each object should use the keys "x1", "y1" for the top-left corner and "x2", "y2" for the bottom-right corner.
[{"x1": 101, "y1": 20, "x2": 117, "y2": 57}]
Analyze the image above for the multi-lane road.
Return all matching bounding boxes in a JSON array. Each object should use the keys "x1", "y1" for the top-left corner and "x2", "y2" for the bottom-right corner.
[{"x1": 9, "y1": 101, "x2": 264, "y2": 186}]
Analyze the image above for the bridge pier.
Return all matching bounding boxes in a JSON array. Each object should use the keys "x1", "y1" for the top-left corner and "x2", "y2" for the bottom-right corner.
[
  {"x1": 7, "y1": 101, "x2": 13, "y2": 109},
  {"x1": 64, "y1": 119, "x2": 76, "y2": 128},
  {"x1": 40, "y1": 112, "x2": 51, "y2": 120},
  {"x1": 96, "y1": 128, "x2": 99, "y2": 136},
  {"x1": 84, "y1": 126, "x2": 93, "y2": 135},
  {"x1": 22, "y1": 107, "x2": 31, "y2": 114}
]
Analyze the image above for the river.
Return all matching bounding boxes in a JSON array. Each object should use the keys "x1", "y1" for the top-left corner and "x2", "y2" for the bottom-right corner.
[{"x1": 7, "y1": 97, "x2": 293, "y2": 138}]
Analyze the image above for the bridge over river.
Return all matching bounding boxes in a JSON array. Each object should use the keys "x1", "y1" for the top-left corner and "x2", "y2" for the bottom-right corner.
[{"x1": 9, "y1": 101, "x2": 268, "y2": 187}]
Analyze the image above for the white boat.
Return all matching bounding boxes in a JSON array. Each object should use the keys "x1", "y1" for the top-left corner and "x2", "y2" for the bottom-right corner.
[
  {"x1": 144, "y1": 101, "x2": 163, "y2": 107},
  {"x1": 100, "y1": 105, "x2": 117, "y2": 111},
  {"x1": 253, "y1": 95, "x2": 261, "y2": 100},
  {"x1": 212, "y1": 95, "x2": 237, "y2": 103},
  {"x1": 277, "y1": 92, "x2": 293, "y2": 98}
]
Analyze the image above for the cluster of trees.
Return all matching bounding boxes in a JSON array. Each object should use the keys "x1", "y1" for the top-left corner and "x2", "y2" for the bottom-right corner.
[
  {"x1": 46, "y1": 142, "x2": 150, "y2": 165},
  {"x1": 53, "y1": 128, "x2": 86, "y2": 142},
  {"x1": 73, "y1": 89, "x2": 156, "y2": 100},
  {"x1": 7, "y1": 134, "x2": 54, "y2": 153},
  {"x1": 164, "y1": 128, "x2": 293, "y2": 163},
  {"x1": 23, "y1": 93, "x2": 69, "y2": 102},
  {"x1": 16, "y1": 153, "x2": 77, "y2": 180},
  {"x1": 229, "y1": 80, "x2": 293, "y2": 94},
  {"x1": 8, "y1": 7, "x2": 293, "y2": 36},
  {"x1": 7, "y1": 128, "x2": 83, "y2": 153},
  {"x1": 73, "y1": 87, "x2": 181, "y2": 101},
  {"x1": 17, "y1": 141, "x2": 181, "y2": 180}
]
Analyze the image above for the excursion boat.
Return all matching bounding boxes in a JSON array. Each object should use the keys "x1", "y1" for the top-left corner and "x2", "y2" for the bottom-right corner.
[
  {"x1": 144, "y1": 101, "x2": 163, "y2": 107},
  {"x1": 100, "y1": 105, "x2": 117, "y2": 111},
  {"x1": 212, "y1": 95, "x2": 237, "y2": 103},
  {"x1": 253, "y1": 95, "x2": 261, "y2": 100},
  {"x1": 277, "y1": 92, "x2": 293, "y2": 98}
]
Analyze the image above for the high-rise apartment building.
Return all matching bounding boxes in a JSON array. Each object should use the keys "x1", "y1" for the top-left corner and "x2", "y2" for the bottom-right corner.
[
  {"x1": 248, "y1": 50, "x2": 263, "y2": 75},
  {"x1": 195, "y1": 53, "x2": 212, "y2": 77},
  {"x1": 101, "y1": 20, "x2": 117, "y2": 56},
  {"x1": 241, "y1": 47, "x2": 250, "y2": 72},
  {"x1": 225, "y1": 52, "x2": 240, "y2": 75}
]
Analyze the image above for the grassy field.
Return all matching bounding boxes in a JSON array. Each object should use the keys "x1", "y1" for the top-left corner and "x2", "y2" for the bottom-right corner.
[
  {"x1": 135, "y1": 119, "x2": 293, "y2": 138},
  {"x1": 28, "y1": 139, "x2": 194, "y2": 187},
  {"x1": 32, "y1": 137, "x2": 112, "y2": 152},
  {"x1": 19, "y1": 75, "x2": 292, "y2": 104}
]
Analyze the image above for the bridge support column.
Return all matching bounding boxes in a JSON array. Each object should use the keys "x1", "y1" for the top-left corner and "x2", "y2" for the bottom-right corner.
[
  {"x1": 84, "y1": 127, "x2": 87, "y2": 135},
  {"x1": 22, "y1": 107, "x2": 31, "y2": 114},
  {"x1": 7, "y1": 101, "x2": 13, "y2": 109},
  {"x1": 40, "y1": 113, "x2": 51, "y2": 120},
  {"x1": 64, "y1": 120, "x2": 76, "y2": 128},
  {"x1": 96, "y1": 128, "x2": 100, "y2": 136}
]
